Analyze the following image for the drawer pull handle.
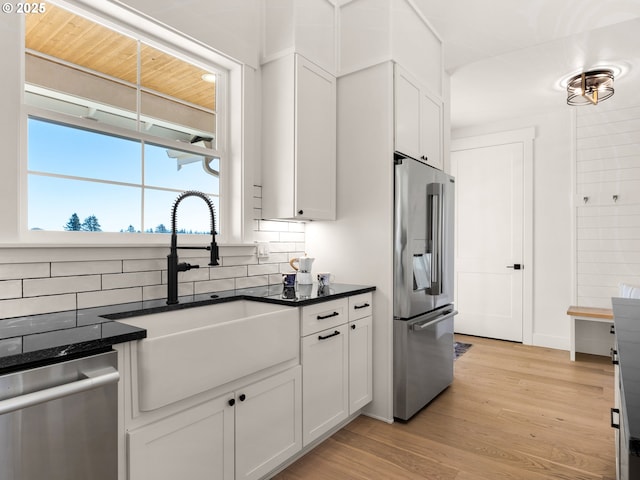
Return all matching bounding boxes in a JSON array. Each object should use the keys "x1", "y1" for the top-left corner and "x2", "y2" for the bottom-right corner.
[
  {"x1": 354, "y1": 303, "x2": 370, "y2": 310},
  {"x1": 317, "y1": 311, "x2": 339, "y2": 320},
  {"x1": 610, "y1": 324, "x2": 616, "y2": 335},
  {"x1": 611, "y1": 408, "x2": 620, "y2": 429},
  {"x1": 318, "y1": 330, "x2": 341, "y2": 340}
]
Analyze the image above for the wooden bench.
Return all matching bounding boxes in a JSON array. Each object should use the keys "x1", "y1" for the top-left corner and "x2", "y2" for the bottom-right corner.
[{"x1": 567, "y1": 305, "x2": 614, "y2": 361}]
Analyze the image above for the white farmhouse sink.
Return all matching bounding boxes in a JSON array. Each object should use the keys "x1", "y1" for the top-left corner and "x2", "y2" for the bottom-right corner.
[{"x1": 118, "y1": 300, "x2": 299, "y2": 411}]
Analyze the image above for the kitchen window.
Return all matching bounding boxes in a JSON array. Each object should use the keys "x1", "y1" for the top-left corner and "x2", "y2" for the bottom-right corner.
[{"x1": 23, "y1": 2, "x2": 227, "y2": 239}]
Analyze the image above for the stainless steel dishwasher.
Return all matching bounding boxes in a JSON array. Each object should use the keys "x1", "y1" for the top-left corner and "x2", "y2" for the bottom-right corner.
[{"x1": 0, "y1": 350, "x2": 119, "y2": 480}]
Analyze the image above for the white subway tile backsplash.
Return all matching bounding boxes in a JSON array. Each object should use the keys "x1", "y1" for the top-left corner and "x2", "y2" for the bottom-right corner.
[
  {"x1": 0, "y1": 263, "x2": 49, "y2": 281},
  {"x1": 194, "y1": 278, "x2": 235, "y2": 295},
  {"x1": 280, "y1": 232, "x2": 305, "y2": 242},
  {"x1": 123, "y1": 258, "x2": 166, "y2": 273},
  {"x1": 0, "y1": 338, "x2": 21, "y2": 356},
  {"x1": 268, "y1": 273, "x2": 284, "y2": 285},
  {"x1": 51, "y1": 260, "x2": 122, "y2": 277},
  {"x1": 235, "y1": 275, "x2": 269, "y2": 289},
  {"x1": 23, "y1": 275, "x2": 101, "y2": 298},
  {"x1": 262, "y1": 252, "x2": 289, "y2": 264},
  {"x1": 248, "y1": 263, "x2": 279, "y2": 276},
  {"x1": 268, "y1": 242, "x2": 296, "y2": 253},
  {"x1": 222, "y1": 255, "x2": 259, "y2": 267},
  {"x1": 179, "y1": 269, "x2": 210, "y2": 282},
  {"x1": 253, "y1": 185, "x2": 262, "y2": 197},
  {"x1": 0, "y1": 294, "x2": 77, "y2": 319},
  {"x1": 253, "y1": 231, "x2": 280, "y2": 243},
  {"x1": 288, "y1": 222, "x2": 305, "y2": 232},
  {"x1": 209, "y1": 265, "x2": 248, "y2": 280},
  {"x1": 142, "y1": 284, "x2": 166, "y2": 302},
  {"x1": 259, "y1": 220, "x2": 287, "y2": 232},
  {"x1": 102, "y1": 271, "x2": 161, "y2": 290},
  {"x1": 77, "y1": 288, "x2": 142, "y2": 309},
  {"x1": 0, "y1": 280, "x2": 22, "y2": 300}
]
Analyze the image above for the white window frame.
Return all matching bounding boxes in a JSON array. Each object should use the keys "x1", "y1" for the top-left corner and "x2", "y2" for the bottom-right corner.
[{"x1": 18, "y1": 0, "x2": 244, "y2": 246}]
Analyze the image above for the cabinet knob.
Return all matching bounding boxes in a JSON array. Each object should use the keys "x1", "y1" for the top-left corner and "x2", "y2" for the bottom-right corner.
[
  {"x1": 239, "y1": 393, "x2": 246, "y2": 402},
  {"x1": 228, "y1": 398, "x2": 235, "y2": 407},
  {"x1": 351, "y1": 324, "x2": 356, "y2": 330},
  {"x1": 297, "y1": 209, "x2": 304, "y2": 215}
]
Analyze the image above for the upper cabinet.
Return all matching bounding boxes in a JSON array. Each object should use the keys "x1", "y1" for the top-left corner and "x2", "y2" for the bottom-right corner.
[
  {"x1": 262, "y1": 54, "x2": 337, "y2": 221},
  {"x1": 395, "y1": 65, "x2": 443, "y2": 169},
  {"x1": 262, "y1": 0, "x2": 337, "y2": 75},
  {"x1": 339, "y1": 0, "x2": 443, "y2": 96}
]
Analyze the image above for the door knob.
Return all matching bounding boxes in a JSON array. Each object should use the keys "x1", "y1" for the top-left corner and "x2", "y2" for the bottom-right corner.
[{"x1": 506, "y1": 264, "x2": 522, "y2": 270}]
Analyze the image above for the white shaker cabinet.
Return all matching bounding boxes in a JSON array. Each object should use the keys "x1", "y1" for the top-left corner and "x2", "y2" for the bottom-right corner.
[
  {"x1": 394, "y1": 64, "x2": 443, "y2": 170},
  {"x1": 301, "y1": 293, "x2": 373, "y2": 446},
  {"x1": 235, "y1": 366, "x2": 302, "y2": 480},
  {"x1": 301, "y1": 322, "x2": 349, "y2": 446},
  {"x1": 262, "y1": 53, "x2": 336, "y2": 221},
  {"x1": 128, "y1": 395, "x2": 234, "y2": 480},
  {"x1": 348, "y1": 294, "x2": 373, "y2": 414},
  {"x1": 127, "y1": 366, "x2": 302, "y2": 480}
]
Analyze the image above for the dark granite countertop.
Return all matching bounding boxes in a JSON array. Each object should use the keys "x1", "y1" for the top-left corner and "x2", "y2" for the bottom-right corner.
[
  {"x1": 612, "y1": 297, "x2": 640, "y2": 456},
  {"x1": 0, "y1": 283, "x2": 375, "y2": 374}
]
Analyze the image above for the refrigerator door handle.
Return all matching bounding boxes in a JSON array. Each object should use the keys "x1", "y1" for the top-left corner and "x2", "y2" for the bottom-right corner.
[
  {"x1": 427, "y1": 183, "x2": 444, "y2": 295},
  {"x1": 411, "y1": 310, "x2": 458, "y2": 331}
]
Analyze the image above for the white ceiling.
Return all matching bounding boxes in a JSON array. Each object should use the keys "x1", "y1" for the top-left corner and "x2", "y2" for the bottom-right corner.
[{"x1": 413, "y1": 0, "x2": 640, "y2": 130}]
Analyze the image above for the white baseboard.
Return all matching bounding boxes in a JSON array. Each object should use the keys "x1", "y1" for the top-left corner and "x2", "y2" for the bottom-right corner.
[{"x1": 532, "y1": 333, "x2": 569, "y2": 351}]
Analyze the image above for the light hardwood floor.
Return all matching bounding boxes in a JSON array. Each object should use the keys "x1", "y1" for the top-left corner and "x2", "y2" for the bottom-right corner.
[{"x1": 274, "y1": 334, "x2": 616, "y2": 480}]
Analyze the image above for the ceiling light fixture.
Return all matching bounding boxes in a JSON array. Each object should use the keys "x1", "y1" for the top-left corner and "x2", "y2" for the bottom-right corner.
[
  {"x1": 566, "y1": 69, "x2": 614, "y2": 106},
  {"x1": 201, "y1": 73, "x2": 216, "y2": 83}
]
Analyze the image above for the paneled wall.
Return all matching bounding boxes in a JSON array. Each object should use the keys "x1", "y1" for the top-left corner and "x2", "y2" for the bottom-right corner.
[
  {"x1": 0, "y1": 185, "x2": 304, "y2": 320},
  {"x1": 575, "y1": 104, "x2": 640, "y2": 307}
]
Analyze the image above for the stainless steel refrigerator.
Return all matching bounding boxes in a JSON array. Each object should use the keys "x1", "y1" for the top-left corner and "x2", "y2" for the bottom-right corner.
[{"x1": 393, "y1": 152, "x2": 457, "y2": 421}]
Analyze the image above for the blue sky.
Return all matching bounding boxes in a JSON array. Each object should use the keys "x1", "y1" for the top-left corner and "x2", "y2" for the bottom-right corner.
[{"x1": 27, "y1": 119, "x2": 220, "y2": 233}]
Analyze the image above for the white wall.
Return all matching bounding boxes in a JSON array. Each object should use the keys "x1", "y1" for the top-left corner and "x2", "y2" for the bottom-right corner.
[{"x1": 453, "y1": 109, "x2": 574, "y2": 349}]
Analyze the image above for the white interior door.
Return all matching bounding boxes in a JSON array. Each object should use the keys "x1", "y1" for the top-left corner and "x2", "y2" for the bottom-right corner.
[{"x1": 451, "y1": 142, "x2": 525, "y2": 342}]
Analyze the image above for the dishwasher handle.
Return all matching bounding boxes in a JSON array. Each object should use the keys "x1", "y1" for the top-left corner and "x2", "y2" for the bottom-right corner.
[
  {"x1": 411, "y1": 310, "x2": 458, "y2": 331},
  {"x1": 0, "y1": 366, "x2": 120, "y2": 416}
]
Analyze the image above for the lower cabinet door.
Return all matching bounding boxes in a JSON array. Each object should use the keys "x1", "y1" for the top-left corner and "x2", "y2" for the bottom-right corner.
[
  {"x1": 302, "y1": 324, "x2": 349, "y2": 446},
  {"x1": 349, "y1": 316, "x2": 373, "y2": 414},
  {"x1": 127, "y1": 395, "x2": 234, "y2": 480},
  {"x1": 235, "y1": 366, "x2": 302, "y2": 480}
]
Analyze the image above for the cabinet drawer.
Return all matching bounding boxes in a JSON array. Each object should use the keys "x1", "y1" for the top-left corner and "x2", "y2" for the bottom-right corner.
[
  {"x1": 301, "y1": 298, "x2": 348, "y2": 336},
  {"x1": 349, "y1": 293, "x2": 372, "y2": 321}
]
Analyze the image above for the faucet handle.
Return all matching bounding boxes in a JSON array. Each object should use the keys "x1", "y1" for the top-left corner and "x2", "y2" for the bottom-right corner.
[
  {"x1": 209, "y1": 241, "x2": 220, "y2": 266},
  {"x1": 178, "y1": 262, "x2": 199, "y2": 272}
]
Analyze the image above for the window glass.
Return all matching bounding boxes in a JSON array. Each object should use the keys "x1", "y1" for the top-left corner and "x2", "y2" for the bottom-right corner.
[
  {"x1": 28, "y1": 175, "x2": 142, "y2": 232},
  {"x1": 143, "y1": 189, "x2": 219, "y2": 235},
  {"x1": 23, "y1": 3, "x2": 224, "y2": 237},
  {"x1": 28, "y1": 118, "x2": 141, "y2": 184},
  {"x1": 144, "y1": 143, "x2": 219, "y2": 192}
]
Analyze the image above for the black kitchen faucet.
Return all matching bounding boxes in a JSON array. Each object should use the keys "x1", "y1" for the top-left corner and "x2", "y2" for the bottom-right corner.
[{"x1": 166, "y1": 190, "x2": 219, "y2": 305}]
